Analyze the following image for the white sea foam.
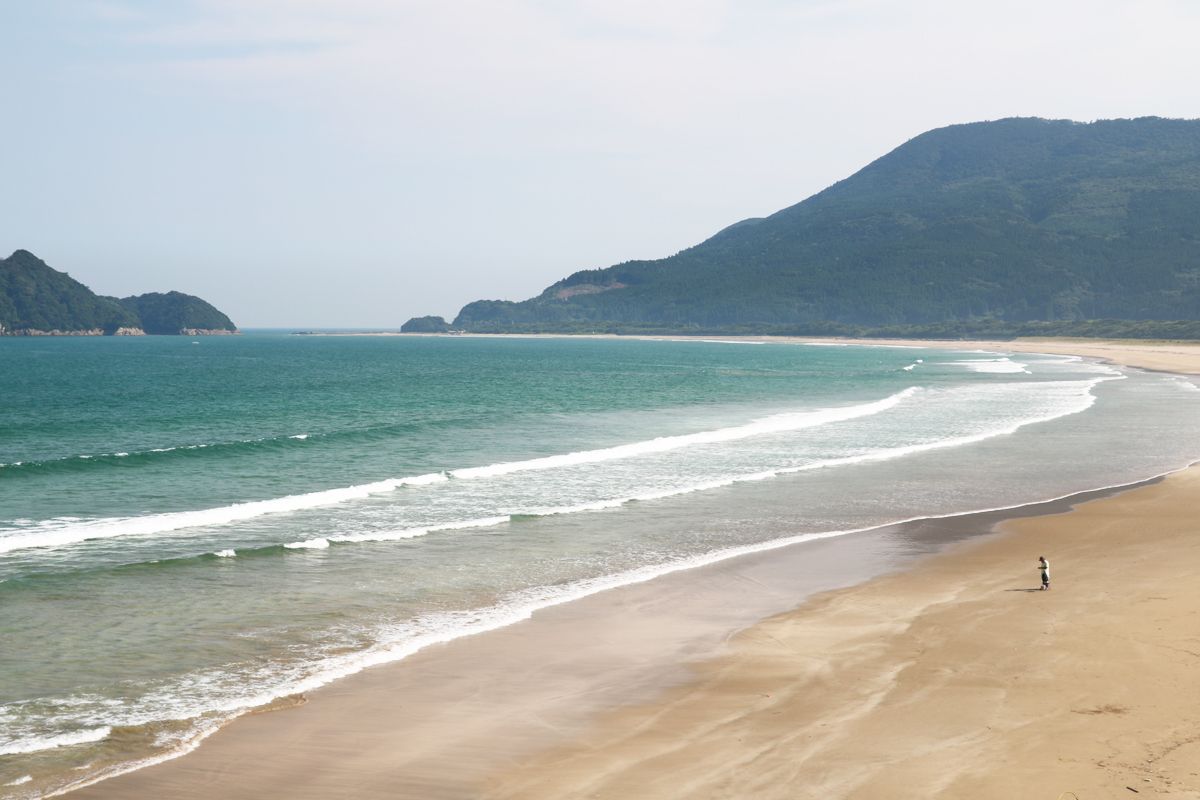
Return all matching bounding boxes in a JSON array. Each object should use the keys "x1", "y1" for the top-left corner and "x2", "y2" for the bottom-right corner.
[
  {"x1": 44, "y1": 717, "x2": 232, "y2": 799},
  {"x1": 1028, "y1": 355, "x2": 1122, "y2": 377},
  {"x1": 1170, "y1": 376, "x2": 1200, "y2": 392},
  {"x1": 952, "y1": 357, "x2": 1030, "y2": 374},
  {"x1": 4, "y1": 776, "x2": 32, "y2": 786},
  {"x1": 0, "y1": 390, "x2": 916, "y2": 555},
  {"x1": 796, "y1": 343, "x2": 926, "y2": 347},
  {"x1": 0, "y1": 473, "x2": 448, "y2": 555},
  {"x1": 46, "y1": 528, "x2": 917, "y2": 769},
  {"x1": 29, "y1": 452, "x2": 1192, "y2": 800},
  {"x1": 213, "y1": 549, "x2": 237, "y2": 558},
  {"x1": 303, "y1": 378, "x2": 1118, "y2": 551},
  {"x1": 530, "y1": 378, "x2": 1119, "y2": 514},
  {"x1": 772, "y1": 378, "x2": 1113, "y2": 472},
  {"x1": 325, "y1": 516, "x2": 512, "y2": 544},
  {"x1": 2, "y1": 380, "x2": 1119, "y2": 559},
  {"x1": 289, "y1": 434, "x2": 309, "y2": 440},
  {"x1": 451, "y1": 388, "x2": 919, "y2": 480},
  {"x1": 38, "y1": 444, "x2": 1187, "y2": 796},
  {"x1": 14, "y1": 350, "x2": 1198, "y2": 798},
  {"x1": 0, "y1": 726, "x2": 111, "y2": 756},
  {"x1": 283, "y1": 538, "x2": 330, "y2": 550}
]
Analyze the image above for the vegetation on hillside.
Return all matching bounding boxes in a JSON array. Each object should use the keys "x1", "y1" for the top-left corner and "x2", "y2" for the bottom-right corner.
[
  {"x1": 452, "y1": 117, "x2": 1200, "y2": 335},
  {"x1": 454, "y1": 318, "x2": 1200, "y2": 340},
  {"x1": 400, "y1": 315, "x2": 451, "y2": 332},
  {"x1": 116, "y1": 292, "x2": 236, "y2": 334},
  {"x1": 1, "y1": 250, "x2": 237, "y2": 335},
  {"x1": 0, "y1": 250, "x2": 139, "y2": 333}
]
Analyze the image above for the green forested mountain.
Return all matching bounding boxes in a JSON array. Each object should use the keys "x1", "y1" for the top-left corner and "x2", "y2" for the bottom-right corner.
[
  {"x1": 0, "y1": 250, "x2": 237, "y2": 335},
  {"x1": 400, "y1": 315, "x2": 451, "y2": 332},
  {"x1": 0, "y1": 250, "x2": 140, "y2": 334},
  {"x1": 116, "y1": 292, "x2": 236, "y2": 335},
  {"x1": 452, "y1": 117, "x2": 1200, "y2": 333}
]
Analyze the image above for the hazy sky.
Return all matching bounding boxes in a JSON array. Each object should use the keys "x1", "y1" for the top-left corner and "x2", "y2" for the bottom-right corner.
[{"x1": 3, "y1": 1, "x2": 1199, "y2": 327}]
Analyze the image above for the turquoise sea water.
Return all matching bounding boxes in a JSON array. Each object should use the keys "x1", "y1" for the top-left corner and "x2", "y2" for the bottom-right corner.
[{"x1": 2, "y1": 334, "x2": 1199, "y2": 796}]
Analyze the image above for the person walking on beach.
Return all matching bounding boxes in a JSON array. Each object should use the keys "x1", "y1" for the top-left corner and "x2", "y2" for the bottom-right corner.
[{"x1": 1038, "y1": 556, "x2": 1050, "y2": 590}]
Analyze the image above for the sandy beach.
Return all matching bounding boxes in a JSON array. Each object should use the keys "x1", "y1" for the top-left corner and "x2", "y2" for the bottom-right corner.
[
  {"x1": 62, "y1": 339, "x2": 1200, "y2": 800},
  {"x1": 488, "y1": 462, "x2": 1200, "y2": 800},
  {"x1": 824, "y1": 337, "x2": 1200, "y2": 375}
]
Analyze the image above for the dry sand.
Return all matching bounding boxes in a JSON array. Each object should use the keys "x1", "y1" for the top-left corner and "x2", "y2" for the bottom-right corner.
[
  {"x1": 827, "y1": 337, "x2": 1200, "y2": 375},
  {"x1": 64, "y1": 340, "x2": 1200, "y2": 800},
  {"x1": 488, "y1": 465, "x2": 1200, "y2": 800}
]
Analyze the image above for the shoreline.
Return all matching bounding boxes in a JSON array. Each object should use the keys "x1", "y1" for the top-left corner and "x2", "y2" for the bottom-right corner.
[
  {"x1": 297, "y1": 330, "x2": 1200, "y2": 375},
  {"x1": 47, "y1": 339, "x2": 1200, "y2": 799},
  {"x1": 57, "y1": 471, "x2": 1185, "y2": 800},
  {"x1": 485, "y1": 463, "x2": 1200, "y2": 799}
]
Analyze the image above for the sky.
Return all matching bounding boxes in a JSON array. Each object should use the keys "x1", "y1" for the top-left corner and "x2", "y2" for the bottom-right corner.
[{"x1": 3, "y1": 1, "x2": 1200, "y2": 327}]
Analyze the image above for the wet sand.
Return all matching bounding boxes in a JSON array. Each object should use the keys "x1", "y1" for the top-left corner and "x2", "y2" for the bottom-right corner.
[
  {"x1": 63, "y1": 340, "x2": 1200, "y2": 799},
  {"x1": 61, "y1": 506, "x2": 987, "y2": 799},
  {"x1": 488, "y1": 464, "x2": 1200, "y2": 800}
]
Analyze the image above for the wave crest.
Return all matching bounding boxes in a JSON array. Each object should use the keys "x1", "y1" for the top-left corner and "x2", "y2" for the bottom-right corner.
[{"x1": 0, "y1": 390, "x2": 919, "y2": 555}]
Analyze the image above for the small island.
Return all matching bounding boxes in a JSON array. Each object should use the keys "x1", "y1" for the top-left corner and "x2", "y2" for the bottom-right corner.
[
  {"x1": 0, "y1": 250, "x2": 237, "y2": 336},
  {"x1": 399, "y1": 315, "x2": 451, "y2": 333}
]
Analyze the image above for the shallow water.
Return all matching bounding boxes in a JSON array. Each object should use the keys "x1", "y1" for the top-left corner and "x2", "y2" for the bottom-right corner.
[{"x1": 2, "y1": 335, "x2": 1198, "y2": 797}]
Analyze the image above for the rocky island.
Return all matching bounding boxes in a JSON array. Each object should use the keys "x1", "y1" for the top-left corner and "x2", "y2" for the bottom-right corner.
[{"x1": 0, "y1": 249, "x2": 237, "y2": 336}]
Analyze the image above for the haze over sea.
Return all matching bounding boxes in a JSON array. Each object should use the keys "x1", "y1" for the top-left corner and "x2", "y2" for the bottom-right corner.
[{"x1": 2, "y1": 334, "x2": 1199, "y2": 797}]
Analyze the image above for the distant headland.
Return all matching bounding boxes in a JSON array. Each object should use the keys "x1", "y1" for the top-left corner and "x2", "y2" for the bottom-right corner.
[
  {"x1": 0, "y1": 250, "x2": 237, "y2": 336},
  {"x1": 406, "y1": 116, "x2": 1200, "y2": 340}
]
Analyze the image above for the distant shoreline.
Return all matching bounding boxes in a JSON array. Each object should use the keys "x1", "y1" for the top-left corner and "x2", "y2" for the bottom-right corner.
[{"x1": 295, "y1": 331, "x2": 1200, "y2": 375}]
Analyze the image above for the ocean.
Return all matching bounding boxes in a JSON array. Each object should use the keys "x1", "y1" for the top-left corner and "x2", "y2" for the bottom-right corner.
[{"x1": 2, "y1": 334, "x2": 1198, "y2": 797}]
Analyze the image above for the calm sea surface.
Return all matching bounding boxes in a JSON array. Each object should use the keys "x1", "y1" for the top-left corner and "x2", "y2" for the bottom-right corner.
[{"x1": 2, "y1": 334, "x2": 1198, "y2": 796}]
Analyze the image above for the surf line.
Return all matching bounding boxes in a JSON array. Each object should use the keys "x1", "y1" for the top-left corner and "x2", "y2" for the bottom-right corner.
[
  {"x1": 38, "y1": 455, "x2": 1195, "y2": 799},
  {"x1": 0, "y1": 389, "x2": 921, "y2": 555},
  {"x1": 274, "y1": 377, "x2": 1116, "y2": 550}
]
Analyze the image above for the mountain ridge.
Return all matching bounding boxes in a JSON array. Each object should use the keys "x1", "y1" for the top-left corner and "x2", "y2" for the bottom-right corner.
[{"x1": 436, "y1": 117, "x2": 1200, "y2": 336}]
